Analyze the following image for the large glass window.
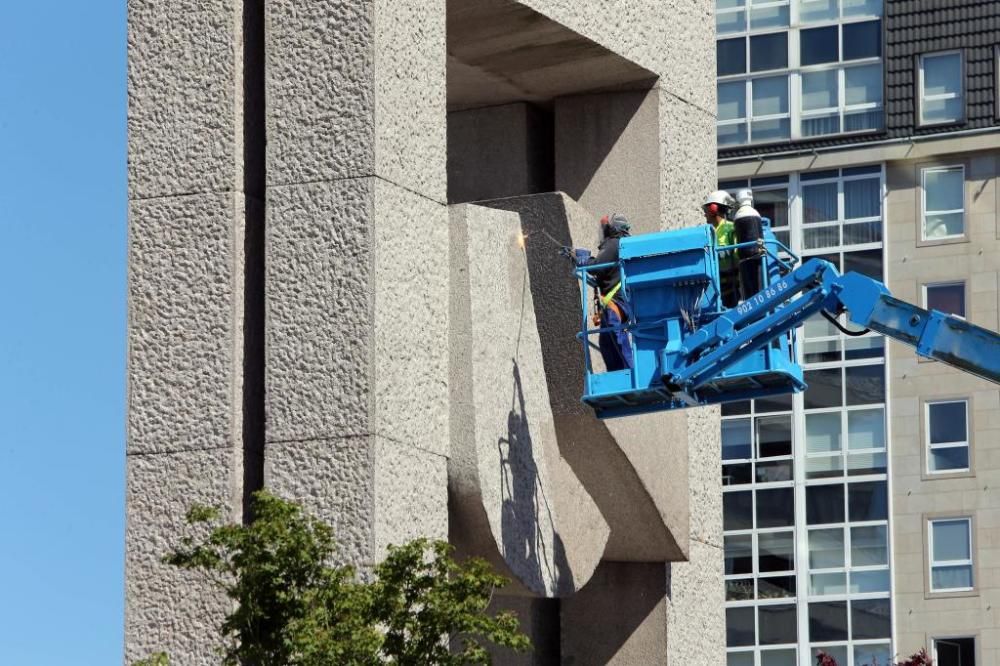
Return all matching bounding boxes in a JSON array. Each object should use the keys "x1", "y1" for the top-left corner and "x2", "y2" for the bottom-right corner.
[
  {"x1": 715, "y1": 0, "x2": 883, "y2": 145},
  {"x1": 929, "y1": 518, "x2": 974, "y2": 592},
  {"x1": 721, "y1": 170, "x2": 889, "y2": 665},
  {"x1": 921, "y1": 165, "x2": 965, "y2": 240},
  {"x1": 926, "y1": 400, "x2": 970, "y2": 474},
  {"x1": 919, "y1": 52, "x2": 963, "y2": 125}
]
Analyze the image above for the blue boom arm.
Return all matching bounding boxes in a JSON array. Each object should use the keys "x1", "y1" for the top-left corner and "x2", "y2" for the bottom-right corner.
[{"x1": 664, "y1": 258, "x2": 1000, "y2": 395}]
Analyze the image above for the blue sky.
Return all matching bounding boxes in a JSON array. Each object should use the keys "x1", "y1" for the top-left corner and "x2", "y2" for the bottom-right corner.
[{"x1": 0, "y1": 2, "x2": 126, "y2": 662}]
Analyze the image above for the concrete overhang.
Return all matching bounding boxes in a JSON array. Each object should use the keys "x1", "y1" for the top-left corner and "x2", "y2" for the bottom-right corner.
[{"x1": 447, "y1": 0, "x2": 656, "y2": 112}]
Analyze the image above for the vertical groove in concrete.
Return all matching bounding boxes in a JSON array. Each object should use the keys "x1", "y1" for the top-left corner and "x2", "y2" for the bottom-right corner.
[{"x1": 241, "y1": 0, "x2": 267, "y2": 521}]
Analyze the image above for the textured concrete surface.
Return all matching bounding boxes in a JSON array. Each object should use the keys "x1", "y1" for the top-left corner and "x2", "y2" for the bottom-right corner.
[
  {"x1": 560, "y1": 562, "x2": 669, "y2": 665},
  {"x1": 128, "y1": 193, "x2": 247, "y2": 455},
  {"x1": 130, "y1": 0, "x2": 719, "y2": 660},
  {"x1": 555, "y1": 89, "x2": 661, "y2": 234},
  {"x1": 448, "y1": 103, "x2": 553, "y2": 204},
  {"x1": 264, "y1": 177, "x2": 449, "y2": 561},
  {"x1": 449, "y1": 204, "x2": 608, "y2": 597},
  {"x1": 264, "y1": 437, "x2": 376, "y2": 566},
  {"x1": 481, "y1": 193, "x2": 690, "y2": 563},
  {"x1": 125, "y1": 448, "x2": 240, "y2": 664},
  {"x1": 264, "y1": 178, "x2": 448, "y2": 455},
  {"x1": 666, "y1": 539, "x2": 726, "y2": 666},
  {"x1": 127, "y1": 0, "x2": 240, "y2": 199},
  {"x1": 266, "y1": 0, "x2": 446, "y2": 202},
  {"x1": 127, "y1": 0, "x2": 261, "y2": 657}
]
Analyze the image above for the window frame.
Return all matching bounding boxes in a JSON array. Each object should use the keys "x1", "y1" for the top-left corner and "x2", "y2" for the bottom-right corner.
[
  {"x1": 931, "y1": 635, "x2": 978, "y2": 666},
  {"x1": 922, "y1": 397, "x2": 973, "y2": 478},
  {"x1": 917, "y1": 50, "x2": 966, "y2": 127},
  {"x1": 922, "y1": 281, "x2": 967, "y2": 320},
  {"x1": 926, "y1": 516, "x2": 976, "y2": 596},
  {"x1": 715, "y1": 3, "x2": 884, "y2": 147},
  {"x1": 919, "y1": 164, "x2": 967, "y2": 244}
]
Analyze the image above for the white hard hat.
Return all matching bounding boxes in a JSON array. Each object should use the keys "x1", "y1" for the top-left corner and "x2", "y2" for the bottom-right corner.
[{"x1": 703, "y1": 190, "x2": 736, "y2": 210}]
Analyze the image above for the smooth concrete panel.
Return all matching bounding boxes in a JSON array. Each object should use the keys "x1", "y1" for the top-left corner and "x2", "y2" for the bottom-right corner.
[
  {"x1": 666, "y1": 539, "x2": 726, "y2": 666},
  {"x1": 518, "y1": 0, "x2": 715, "y2": 115},
  {"x1": 127, "y1": 0, "x2": 240, "y2": 199},
  {"x1": 125, "y1": 448, "x2": 240, "y2": 665},
  {"x1": 560, "y1": 561, "x2": 669, "y2": 665},
  {"x1": 555, "y1": 90, "x2": 661, "y2": 234},
  {"x1": 448, "y1": 103, "x2": 553, "y2": 204},
  {"x1": 128, "y1": 192, "x2": 247, "y2": 455},
  {"x1": 449, "y1": 203, "x2": 608, "y2": 597},
  {"x1": 266, "y1": 0, "x2": 446, "y2": 201},
  {"x1": 264, "y1": 437, "x2": 375, "y2": 566},
  {"x1": 480, "y1": 193, "x2": 689, "y2": 563}
]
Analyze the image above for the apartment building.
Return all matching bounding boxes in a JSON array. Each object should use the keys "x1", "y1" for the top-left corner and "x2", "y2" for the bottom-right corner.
[{"x1": 714, "y1": 1, "x2": 1000, "y2": 664}]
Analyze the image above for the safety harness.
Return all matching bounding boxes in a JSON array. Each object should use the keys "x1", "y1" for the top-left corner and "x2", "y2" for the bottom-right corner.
[{"x1": 593, "y1": 281, "x2": 625, "y2": 325}]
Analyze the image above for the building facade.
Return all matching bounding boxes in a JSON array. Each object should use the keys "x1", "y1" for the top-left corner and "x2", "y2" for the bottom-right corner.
[
  {"x1": 715, "y1": 1, "x2": 1000, "y2": 665},
  {"x1": 127, "y1": 1, "x2": 723, "y2": 664}
]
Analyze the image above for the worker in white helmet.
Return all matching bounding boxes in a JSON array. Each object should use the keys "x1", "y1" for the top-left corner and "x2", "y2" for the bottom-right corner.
[{"x1": 702, "y1": 190, "x2": 740, "y2": 308}]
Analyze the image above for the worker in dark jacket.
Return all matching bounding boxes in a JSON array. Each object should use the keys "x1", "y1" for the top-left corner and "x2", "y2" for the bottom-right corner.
[{"x1": 572, "y1": 213, "x2": 634, "y2": 371}]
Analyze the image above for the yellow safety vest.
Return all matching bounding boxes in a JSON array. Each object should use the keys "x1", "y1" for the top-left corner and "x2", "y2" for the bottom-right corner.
[{"x1": 715, "y1": 221, "x2": 737, "y2": 270}]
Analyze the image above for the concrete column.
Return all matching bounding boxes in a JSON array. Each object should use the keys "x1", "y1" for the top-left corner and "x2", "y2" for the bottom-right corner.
[
  {"x1": 126, "y1": 0, "x2": 264, "y2": 661},
  {"x1": 262, "y1": 0, "x2": 450, "y2": 566}
]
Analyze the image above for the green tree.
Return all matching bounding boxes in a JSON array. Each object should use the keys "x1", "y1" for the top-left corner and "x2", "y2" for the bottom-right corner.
[{"x1": 138, "y1": 490, "x2": 529, "y2": 665}]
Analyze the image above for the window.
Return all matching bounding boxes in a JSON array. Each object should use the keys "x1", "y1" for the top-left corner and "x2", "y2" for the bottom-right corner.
[
  {"x1": 919, "y1": 52, "x2": 964, "y2": 125},
  {"x1": 926, "y1": 400, "x2": 970, "y2": 473},
  {"x1": 800, "y1": 63, "x2": 883, "y2": 137},
  {"x1": 933, "y1": 637, "x2": 976, "y2": 666},
  {"x1": 925, "y1": 282, "x2": 966, "y2": 318},
  {"x1": 929, "y1": 518, "x2": 974, "y2": 592},
  {"x1": 921, "y1": 165, "x2": 965, "y2": 240},
  {"x1": 715, "y1": 1, "x2": 883, "y2": 145},
  {"x1": 720, "y1": 171, "x2": 890, "y2": 665},
  {"x1": 718, "y1": 75, "x2": 792, "y2": 146}
]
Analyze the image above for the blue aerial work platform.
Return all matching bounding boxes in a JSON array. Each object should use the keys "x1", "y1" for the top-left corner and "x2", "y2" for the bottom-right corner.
[{"x1": 574, "y1": 220, "x2": 1000, "y2": 419}]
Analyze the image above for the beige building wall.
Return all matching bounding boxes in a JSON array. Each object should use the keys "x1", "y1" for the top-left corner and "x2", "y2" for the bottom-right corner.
[{"x1": 887, "y1": 149, "x2": 1000, "y2": 664}]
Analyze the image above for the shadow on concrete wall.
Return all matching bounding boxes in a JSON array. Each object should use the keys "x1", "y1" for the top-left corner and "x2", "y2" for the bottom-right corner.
[
  {"x1": 555, "y1": 89, "x2": 650, "y2": 213},
  {"x1": 497, "y1": 358, "x2": 573, "y2": 596}
]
